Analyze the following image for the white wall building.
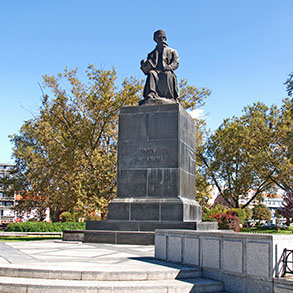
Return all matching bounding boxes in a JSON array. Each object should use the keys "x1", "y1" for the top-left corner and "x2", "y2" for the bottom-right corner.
[{"x1": 0, "y1": 163, "x2": 16, "y2": 224}]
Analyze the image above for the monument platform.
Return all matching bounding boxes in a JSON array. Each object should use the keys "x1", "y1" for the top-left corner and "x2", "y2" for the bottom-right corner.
[
  {"x1": 0, "y1": 240, "x2": 226, "y2": 292},
  {"x1": 64, "y1": 219, "x2": 217, "y2": 244}
]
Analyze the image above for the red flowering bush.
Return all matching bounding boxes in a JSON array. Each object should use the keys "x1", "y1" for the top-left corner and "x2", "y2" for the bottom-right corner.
[{"x1": 212, "y1": 210, "x2": 241, "y2": 232}]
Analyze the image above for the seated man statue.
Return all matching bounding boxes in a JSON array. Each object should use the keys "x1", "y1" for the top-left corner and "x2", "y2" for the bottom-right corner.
[{"x1": 139, "y1": 30, "x2": 179, "y2": 105}]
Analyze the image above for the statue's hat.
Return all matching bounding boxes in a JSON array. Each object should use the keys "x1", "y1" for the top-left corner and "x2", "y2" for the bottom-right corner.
[{"x1": 153, "y1": 30, "x2": 167, "y2": 42}]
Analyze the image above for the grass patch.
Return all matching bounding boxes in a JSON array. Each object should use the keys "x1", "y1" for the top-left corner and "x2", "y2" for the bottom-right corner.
[
  {"x1": 241, "y1": 227, "x2": 293, "y2": 234},
  {"x1": 0, "y1": 236, "x2": 62, "y2": 242}
]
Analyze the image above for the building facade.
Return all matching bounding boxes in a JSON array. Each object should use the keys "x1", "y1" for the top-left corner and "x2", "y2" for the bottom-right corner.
[
  {"x1": 209, "y1": 186, "x2": 285, "y2": 223},
  {"x1": 0, "y1": 163, "x2": 16, "y2": 224}
]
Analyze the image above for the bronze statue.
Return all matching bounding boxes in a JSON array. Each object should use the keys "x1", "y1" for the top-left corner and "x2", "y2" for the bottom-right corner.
[{"x1": 139, "y1": 30, "x2": 179, "y2": 106}]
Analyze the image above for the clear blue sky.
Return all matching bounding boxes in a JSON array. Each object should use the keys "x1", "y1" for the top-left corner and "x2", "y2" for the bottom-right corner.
[{"x1": 0, "y1": 0, "x2": 292, "y2": 163}]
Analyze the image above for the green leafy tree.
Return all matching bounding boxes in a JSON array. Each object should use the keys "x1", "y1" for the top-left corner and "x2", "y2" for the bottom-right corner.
[
  {"x1": 11, "y1": 65, "x2": 210, "y2": 222},
  {"x1": 230, "y1": 207, "x2": 252, "y2": 224},
  {"x1": 195, "y1": 119, "x2": 212, "y2": 206},
  {"x1": 199, "y1": 99, "x2": 292, "y2": 208},
  {"x1": 252, "y1": 204, "x2": 272, "y2": 222},
  {"x1": 284, "y1": 72, "x2": 293, "y2": 97}
]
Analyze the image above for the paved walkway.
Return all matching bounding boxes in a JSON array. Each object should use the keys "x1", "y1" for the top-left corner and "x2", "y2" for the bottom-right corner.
[{"x1": 0, "y1": 240, "x2": 158, "y2": 271}]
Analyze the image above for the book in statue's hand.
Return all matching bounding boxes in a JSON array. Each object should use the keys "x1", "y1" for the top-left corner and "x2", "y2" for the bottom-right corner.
[{"x1": 140, "y1": 59, "x2": 156, "y2": 75}]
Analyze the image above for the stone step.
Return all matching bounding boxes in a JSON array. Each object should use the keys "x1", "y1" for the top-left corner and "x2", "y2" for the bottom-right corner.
[
  {"x1": 0, "y1": 264, "x2": 202, "y2": 281},
  {"x1": 0, "y1": 276, "x2": 225, "y2": 292}
]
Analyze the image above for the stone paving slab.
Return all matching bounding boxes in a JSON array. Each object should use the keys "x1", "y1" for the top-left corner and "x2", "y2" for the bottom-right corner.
[
  {"x1": 0, "y1": 240, "x2": 154, "y2": 266},
  {"x1": 0, "y1": 240, "x2": 200, "y2": 275},
  {"x1": 0, "y1": 243, "x2": 40, "y2": 264}
]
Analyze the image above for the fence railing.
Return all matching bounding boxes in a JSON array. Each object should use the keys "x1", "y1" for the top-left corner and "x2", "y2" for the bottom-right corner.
[{"x1": 282, "y1": 248, "x2": 293, "y2": 277}]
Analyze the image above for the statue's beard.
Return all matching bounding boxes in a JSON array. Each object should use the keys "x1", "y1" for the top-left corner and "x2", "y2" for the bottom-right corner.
[{"x1": 157, "y1": 41, "x2": 168, "y2": 47}]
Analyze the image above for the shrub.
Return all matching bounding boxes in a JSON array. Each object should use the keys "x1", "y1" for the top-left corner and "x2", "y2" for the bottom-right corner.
[
  {"x1": 212, "y1": 210, "x2": 241, "y2": 232},
  {"x1": 202, "y1": 213, "x2": 217, "y2": 222},
  {"x1": 202, "y1": 205, "x2": 241, "y2": 230},
  {"x1": 5, "y1": 222, "x2": 85, "y2": 232},
  {"x1": 202, "y1": 204, "x2": 227, "y2": 219},
  {"x1": 60, "y1": 211, "x2": 79, "y2": 222},
  {"x1": 231, "y1": 207, "x2": 252, "y2": 224}
]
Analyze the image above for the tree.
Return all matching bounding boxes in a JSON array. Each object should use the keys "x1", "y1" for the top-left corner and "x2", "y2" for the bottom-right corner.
[
  {"x1": 12, "y1": 66, "x2": 141, "y2": 221},
  {"x1": 195, "y1": 119, "x2": 212, "y2": 206},
  {"x1": 252, "y1": 204, "x2": 272, "y2": 222},
  {"x1": 11, "y1": 65, "x2": 210, "y2": 221},
  {"x1": 284, "y1": 72, "x2": 293, "y2": 97},
  {"x1": 198, "y1": 99, "x2": 293, "y2": 208},
  {"x1": 284, "y1": 72, "x2": 293, "y2": 161},
  {"x1": 278, "y1": 189, "x2": 293, "y2": 224}
]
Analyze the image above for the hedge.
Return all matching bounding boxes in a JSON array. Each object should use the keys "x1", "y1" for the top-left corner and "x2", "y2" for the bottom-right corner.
[{"x1": 4, "y1": 222, "x2": 86, "y2": 232}]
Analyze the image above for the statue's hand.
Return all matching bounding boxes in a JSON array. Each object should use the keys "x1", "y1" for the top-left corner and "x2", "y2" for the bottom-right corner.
[
  {"x1": 140, "y1": 59, "x2": 146, "y2": 66},
  {"x1": 163, "y1": 65, "x2": 171, "y2": 71}
]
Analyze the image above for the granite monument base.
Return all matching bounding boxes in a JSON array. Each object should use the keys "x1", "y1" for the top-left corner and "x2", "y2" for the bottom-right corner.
[
  {"x1": 113, "y1": 104, "x2": 202, "y2": 222},
  {"x1": 107, "y1": 197, "x2": 201, "y2": 222}
]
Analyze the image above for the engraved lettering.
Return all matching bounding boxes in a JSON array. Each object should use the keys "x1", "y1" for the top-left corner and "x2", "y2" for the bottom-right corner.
[
  {"x1": 140, "y1": 147, "x2": 156, "y2": 153},
  {"x1": 134, "y1": 156, "x2": 163, "y2": 162}
]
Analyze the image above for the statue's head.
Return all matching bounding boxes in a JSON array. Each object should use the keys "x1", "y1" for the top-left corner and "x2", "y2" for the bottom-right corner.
[{"x1": 153, "y1": 30, "x2": 167, "y2": 44}]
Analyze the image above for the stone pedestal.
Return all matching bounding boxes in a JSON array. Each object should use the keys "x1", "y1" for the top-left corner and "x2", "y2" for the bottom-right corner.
[
  {"x1": 108, "y1": 103, "x2": 201, "y2": 223},
  {"x1": 70, "y1": 104, "x2": 218, "y2": 244}
]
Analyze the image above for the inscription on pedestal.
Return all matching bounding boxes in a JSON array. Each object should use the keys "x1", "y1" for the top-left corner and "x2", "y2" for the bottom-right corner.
[{"x1": 134, "y1": 147, "x2": 163, "y2": 163}]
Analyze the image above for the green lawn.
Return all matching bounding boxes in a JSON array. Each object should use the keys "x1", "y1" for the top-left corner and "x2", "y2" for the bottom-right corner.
[
  {"x1": 0, "y1": 236, "x2": 62, "y2": 242},
  {"x1": 241, "y1": 227, "x2": 293, "y2": 234}
]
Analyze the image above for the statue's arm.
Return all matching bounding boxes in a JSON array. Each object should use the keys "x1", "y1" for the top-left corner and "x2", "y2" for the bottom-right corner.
[{"x1": 165, "y1": 49, "x2": 179, "y2": 71}]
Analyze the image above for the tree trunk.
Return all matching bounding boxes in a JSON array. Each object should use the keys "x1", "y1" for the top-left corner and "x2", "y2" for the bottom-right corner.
[{"x1": 49, "y1": 206, "x2": 62, "y2": 222}]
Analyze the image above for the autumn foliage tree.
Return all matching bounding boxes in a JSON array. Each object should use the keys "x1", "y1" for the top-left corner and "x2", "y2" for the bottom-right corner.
[
  {"x1": 11, "y1": 65, "x2": 210, "y2": 222},
  {"x1": 12, "y1": 66, "x2": 142, "y2": 221}
]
